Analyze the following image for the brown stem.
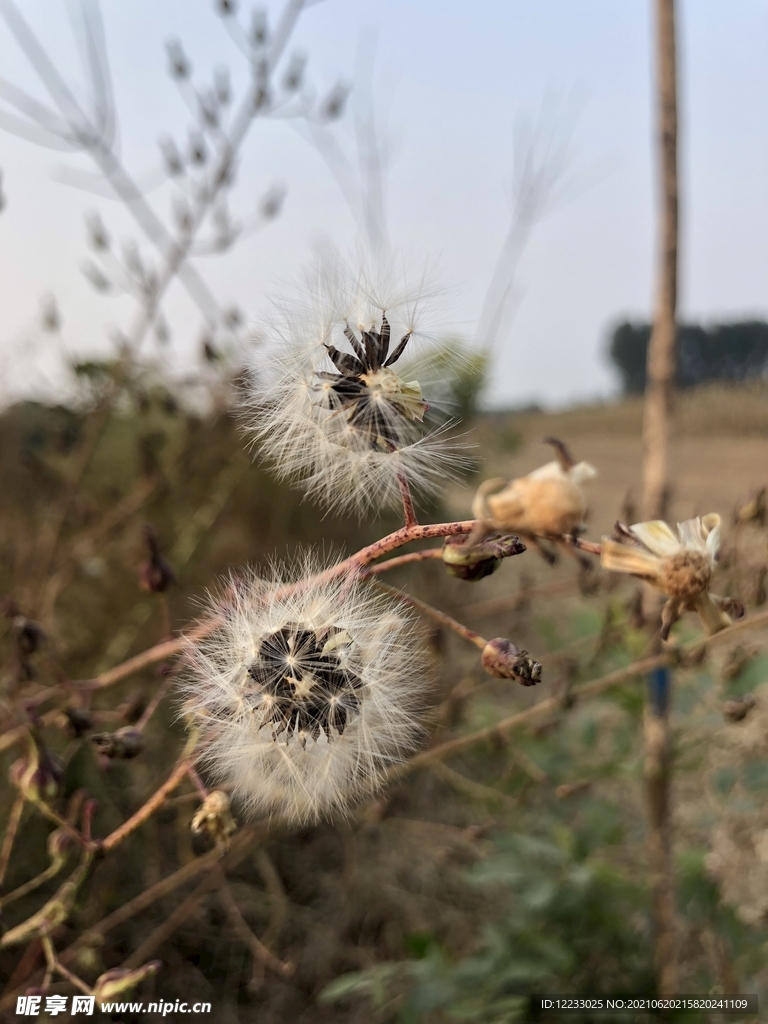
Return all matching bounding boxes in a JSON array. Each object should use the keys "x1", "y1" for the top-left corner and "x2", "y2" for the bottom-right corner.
[
  {"x1": 385, "y1": 652, "x2": 670, "y2": 782},
  {"x1": 572, "y1": 538, "x2": 602, "y2": 556},
  {"x1": 186, "y1": 765, "x2": 210, "y2": 801},
  {"x1": 99, "y1": 757, "x2": 192, "y2": 853},
  {"x1": 41, "y1": 937, "x2": 93, "y2": 997},
  {"x1": 367, "y1": 549, "x2": 443, "y2": 573},
  {"x1": 0, "y1": 794, "x2": 24, "y2": 887},
  {"x1": 642, "y1": 0, "x2": 679, "y2": 524},
  {"x1": 372, "y1": 581, "x2": 487, "y2": 650},
  {"x1": 644, "y1": 669, "x2": 678, "y2": 995},
  {"x1": 397, "y1": 473, "x2": 418, "y2": 528},
  {"x1": 217, "y1": 871, "x2": 294, "y2": 977}
]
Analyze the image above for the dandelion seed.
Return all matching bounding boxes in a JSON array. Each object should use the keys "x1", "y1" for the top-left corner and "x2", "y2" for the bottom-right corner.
[
  {"x1": 600, "y1": 513, "x2": 740, "y2": 639},
  {"x1": 181, "y1": 556, "x2": 430, "y2": 822},
  {"x1": 242, "y1": 257, "x2": 470, "y2": 515}
]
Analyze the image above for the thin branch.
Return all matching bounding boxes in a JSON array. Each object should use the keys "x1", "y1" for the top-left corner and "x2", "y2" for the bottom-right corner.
[
  {"x1": 372, "y1": 580, "x2": 486, "y2": 650},
  {"x1": 0, "y1": 793, "x2": 24, "y2": 887},
  {"x1": 99, "y1": 756, "x2": 192, "y2": 853}
]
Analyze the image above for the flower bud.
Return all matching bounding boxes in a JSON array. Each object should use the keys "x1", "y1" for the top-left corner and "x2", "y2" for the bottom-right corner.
[
  {"x1": 91, "y1": 727, "x2": 144, "y2": 760},
  {"x1": 93, "y1": 961, "x2": 162, "y2": 1006},
  {"x1": 10, "y1": 733, "x2": 62, "y2": 805},
  {"x1": 47, "y1": 827, "x2": 73, "y2": 870},
  {"x1": 0, "y1": 878, "x2": 78, "y2": 947},
  {"x1": 11, "y1": 616, "x2": 45, "y2": 656},
  {"x1": 139, "y1": 525, "x2": 175, "y2": 594},
  {"x1": 481, "y1": 638, "x2": 542, "y2": 686},
  {"x1": 723, "y1": 694, "x2": 757, "y2": 723},
  {"x1": 63, "y1": 706, "x2": 93, "y2": 738},
  {"x1": 191, "y1": 790, "x2": 237, "y2": 846},
  {"x1": 442, "y1": 533, "x2": 526, "y2": 581}
]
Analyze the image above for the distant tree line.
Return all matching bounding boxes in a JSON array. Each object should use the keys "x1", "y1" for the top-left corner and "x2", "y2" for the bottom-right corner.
[{"x1": 609, "y1": 320, "x2": 768, "y2": 394}]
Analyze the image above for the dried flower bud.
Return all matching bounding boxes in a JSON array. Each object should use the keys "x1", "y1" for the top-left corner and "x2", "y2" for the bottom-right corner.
[
  {"x1": 282, "y1": 53, "x2": 306, "y2": 92},
  {"x1": 723, "y1": 694, "x2": 757, "y2": 723},
  {"x1": 250, "y1": 9, "x2": 267, "y2": 45},
  {"x1": 481, "y1": 638, "x2": 542, "y2": 686},
  {"x1": 159, "y1": 136, "x2": 184, "y2": 177},
  {"x1": 320, "y1": 82, "x2": 350, "y2": 122},
  {"x1": 91, "y1": 727, "x2": 144, "y2": 760},
  {"x1": 47, "y1": 828, "x2": 73, "y2": 870},
  {"x1": 81, "y1": 260, "x2": 111, "y2": 292},
  {"x1": 215, "y1": 0, "x2": 235, "y2": 14},
  {"x1": 260, "y1": 185, "x2": 285, "y2": 221},
  {"x1": 10, "y1": 733, "x2": 62, "y2": 805},
  {"x1": 733, "y1": 487, "x2": 766, "y2": 527},
  {"x1": 85, "y1": 211, "x2": 109, "y2": 250},
  {"x1": 442, "y1": 533, "x2": 526, "y2": 581},
  {"x1": 0, "y1": 877, "x2": 79, "y2": 947},
  {"x1": 93, "y1": 961, "x2": 162, "y2": 1006},
  {"x1": 139, "y1": 524, "x2": 175, "y2": 594},
  {"x1": 63, "y1": 706, "x2": 93, "y2": 738},
  {"x1": 40, "y1": 294, "x2": 61, "y2": 332},
  {"x1": 188, "y1": 131, "x2": 207, "y2": 165},
  {"x1": 191, "y1": 790, "x2": 237, "y2": 845},
  {"x1": 10, "y1": 615, "x2": 45, "y2": 655},
  {"x1": 166, "y1": 39, "x2": 190, "y2": 79}
]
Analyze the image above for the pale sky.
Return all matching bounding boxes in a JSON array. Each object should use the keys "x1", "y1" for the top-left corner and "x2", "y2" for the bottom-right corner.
[{"x1": 1, "y1": 0, "x2": 766, "y2": 408}]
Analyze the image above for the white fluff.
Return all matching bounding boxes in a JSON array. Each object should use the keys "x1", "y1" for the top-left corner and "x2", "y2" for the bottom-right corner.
[
  {"x1": 180, "y1": 555, "x2": 430, "y2": 823},
  {"x1": 241, "y1": 256, "x2": 470, "y2": 515}
]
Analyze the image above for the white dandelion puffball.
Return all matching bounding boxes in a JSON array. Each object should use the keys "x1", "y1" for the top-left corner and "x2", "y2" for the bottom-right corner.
[
  {"x1": 181, "y1": 559, "x2": 430, "y2": 823},
  {"x1": 243, "y1": 259, "x2": 469, "y2": 514}
]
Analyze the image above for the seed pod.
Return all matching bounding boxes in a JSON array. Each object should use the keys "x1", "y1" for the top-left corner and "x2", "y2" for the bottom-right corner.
[
  {"x1": 481, "y1": 638, "x2": 542, "y2": 686},
  {"x1": 191, "y1": 790, "x2": 237, "y2": 846},
  {"x1": 442, "y1": 533, "x2": 526, "y2": 581},
  {"x1": 91, "y1": 727, "x2": 144, "y2": 760}
]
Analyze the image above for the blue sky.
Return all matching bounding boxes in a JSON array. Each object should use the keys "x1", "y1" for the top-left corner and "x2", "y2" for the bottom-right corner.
[{"x1": 1, "y1": 0, "x2": 766, "y2": 407}]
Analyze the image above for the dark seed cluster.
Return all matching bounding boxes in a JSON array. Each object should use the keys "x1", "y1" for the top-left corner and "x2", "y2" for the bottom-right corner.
[
  {"x1": 315, "y1": 315, "x2": 421, "y2": 450},
  {"x1": 246, "y1": 624, "x2": 364, "y2": 741}
]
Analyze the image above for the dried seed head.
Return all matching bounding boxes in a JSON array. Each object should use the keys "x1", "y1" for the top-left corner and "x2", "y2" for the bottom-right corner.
[
  {"x1": 181, "y1": 556, "x2": 431, "y2": 822},
  {"x1": 473, "y1": 444, "x2": 596, "y2": 539},
  {"x1": 657, "y1": 549, "x2": 711, "y2": 601},
  {"x1": 243, "y1": 257, "x2": 471, "y2": 514},
  {"x1": 481, "y1": 638, "x2": 542, "y2": 686},
  {"x1": 191, "y1": 790, "x2": 237, "y2": 845}
]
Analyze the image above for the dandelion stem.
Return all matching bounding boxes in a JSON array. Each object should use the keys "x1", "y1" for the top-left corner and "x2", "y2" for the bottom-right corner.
[{"x1": 397, "y1": 473, "x2": 418, "y2": 528}]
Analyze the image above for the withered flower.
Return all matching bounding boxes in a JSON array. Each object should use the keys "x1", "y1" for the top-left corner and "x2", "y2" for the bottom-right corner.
[
  {"x1": 600, "y1": 513, "x2": 738, "y2": 640},
  {"x1": 471, "y1": 438, "x2": 596, "y2": 548}
]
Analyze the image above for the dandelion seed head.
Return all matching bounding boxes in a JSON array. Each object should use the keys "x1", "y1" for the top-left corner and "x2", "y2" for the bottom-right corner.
[
  {"x1": 242, "y1": 254, "x2": 472, "y2": 514},
  {"x1": 181, "y1": 555, "x2": 430, "y2": 823}
]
